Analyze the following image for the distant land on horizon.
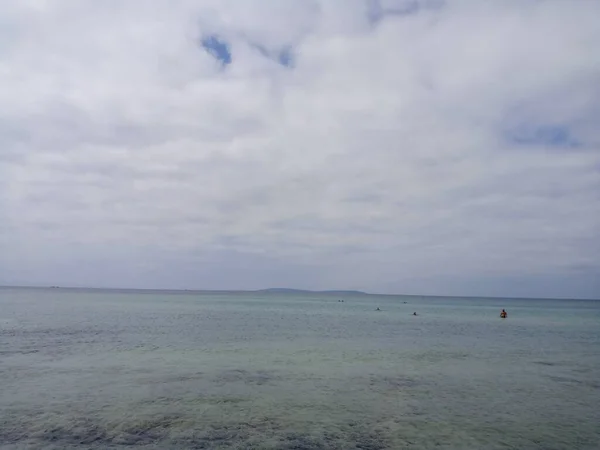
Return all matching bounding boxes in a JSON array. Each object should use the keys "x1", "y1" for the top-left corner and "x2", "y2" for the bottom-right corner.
[
  {"x1": 0, "y1": 285, "x2": 597, "y2": 301},
  {"x1": 255, "y1": 288, "x2": 368, "y2": 295},
  {"x1": 0, "y1": 285, "x2": 369, "y2": 295}
]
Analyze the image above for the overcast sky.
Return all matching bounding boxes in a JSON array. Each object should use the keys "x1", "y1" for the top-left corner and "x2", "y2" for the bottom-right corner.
[{"x1": 1, "y1": 0, "x2": 599, "y2": 298}]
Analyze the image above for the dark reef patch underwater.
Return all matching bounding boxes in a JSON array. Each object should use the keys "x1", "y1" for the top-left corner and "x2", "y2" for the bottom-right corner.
[{"x1": 1, "y1": 409, "x2": 395, "y2": 449}]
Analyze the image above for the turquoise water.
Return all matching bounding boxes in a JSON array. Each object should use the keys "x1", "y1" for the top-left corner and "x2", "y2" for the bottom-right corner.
[{"x1": 1, "y1": 287, "x2": 599, "y2": 449}]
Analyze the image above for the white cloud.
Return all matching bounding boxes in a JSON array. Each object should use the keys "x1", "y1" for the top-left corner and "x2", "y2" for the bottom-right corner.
[{"x1": 1, "y1": 0, "x2": 599, "y2": 297}]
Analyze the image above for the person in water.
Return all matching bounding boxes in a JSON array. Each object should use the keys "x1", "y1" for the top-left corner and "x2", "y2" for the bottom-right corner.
[
  {"x1": 500, "y1": 309, "x2": 507, "y2": 318},
  {"x1": 413, "y1": 312, "x2": 417, "y2": 316}
]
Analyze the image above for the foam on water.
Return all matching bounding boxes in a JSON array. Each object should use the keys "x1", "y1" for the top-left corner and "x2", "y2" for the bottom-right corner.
[{"x1": 1, "y1": 288, "x2": 599, "y2": 449}]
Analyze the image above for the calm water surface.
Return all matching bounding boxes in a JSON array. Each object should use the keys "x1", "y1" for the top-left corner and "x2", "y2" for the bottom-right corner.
[{"x1": 1, "y1": 288, "x2": 599, "y2": 449}]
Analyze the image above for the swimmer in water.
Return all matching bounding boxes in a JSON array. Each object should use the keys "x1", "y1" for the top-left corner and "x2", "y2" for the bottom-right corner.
[{"x1": 413, "y1": 312, "x2": 417, "y2": 316}]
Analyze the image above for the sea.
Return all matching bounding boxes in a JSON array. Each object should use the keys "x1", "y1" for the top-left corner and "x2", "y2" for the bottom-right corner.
[{"x1": 0, "y1": 287, "x2": 599, "y2": 449}]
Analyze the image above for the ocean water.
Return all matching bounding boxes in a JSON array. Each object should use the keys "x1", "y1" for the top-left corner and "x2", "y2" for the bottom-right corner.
[{"x1": 0, "y1": 288, "x2": 599, "y2": 450}]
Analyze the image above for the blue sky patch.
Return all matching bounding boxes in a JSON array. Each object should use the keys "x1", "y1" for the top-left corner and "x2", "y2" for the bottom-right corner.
[
  {"x1": 201, "y1": 35, "x2": 232, "y2": 66},
  {"x1": 508, "y1": 124, "x2": 580, "y2": 148},
  {"x1": 251, "y1": 43, "x2": 294, "y2": 68},
  {"x1": 277, "y1": 46, "x2": 294, "y2": 68},
  {"x1": 367, "y1": 0, "x2": 444, "y2": 24}
]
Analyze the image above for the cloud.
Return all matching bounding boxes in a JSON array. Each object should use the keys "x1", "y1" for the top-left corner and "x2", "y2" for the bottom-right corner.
[{"x1": 1, "y1": 0, "x2": 599, "y2": 298}]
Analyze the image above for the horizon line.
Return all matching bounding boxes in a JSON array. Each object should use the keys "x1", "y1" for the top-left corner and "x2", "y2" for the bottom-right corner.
[{"x1": 0, "y1": 284, "x2": 597, "y2": 302}]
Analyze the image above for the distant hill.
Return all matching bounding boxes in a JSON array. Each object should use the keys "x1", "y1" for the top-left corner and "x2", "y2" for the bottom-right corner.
[{"x1": 256, "y1": 288, "x2": 367, "y2": 295}]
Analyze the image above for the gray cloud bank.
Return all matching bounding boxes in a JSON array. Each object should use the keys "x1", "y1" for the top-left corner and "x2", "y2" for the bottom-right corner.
[{"x1": 1, "y1": 0, "x2": 599, "y2": 298}]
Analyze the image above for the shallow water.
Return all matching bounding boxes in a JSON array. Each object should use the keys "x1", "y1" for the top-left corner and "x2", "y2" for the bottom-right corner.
[{"x1": 1, "y1": 287, "x2": 599, "y2": 449}]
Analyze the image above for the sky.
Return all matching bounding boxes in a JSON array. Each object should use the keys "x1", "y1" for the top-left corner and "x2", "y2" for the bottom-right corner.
[{"x1": 1, "y1": 0, "x2": 599, "y2": 299}]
